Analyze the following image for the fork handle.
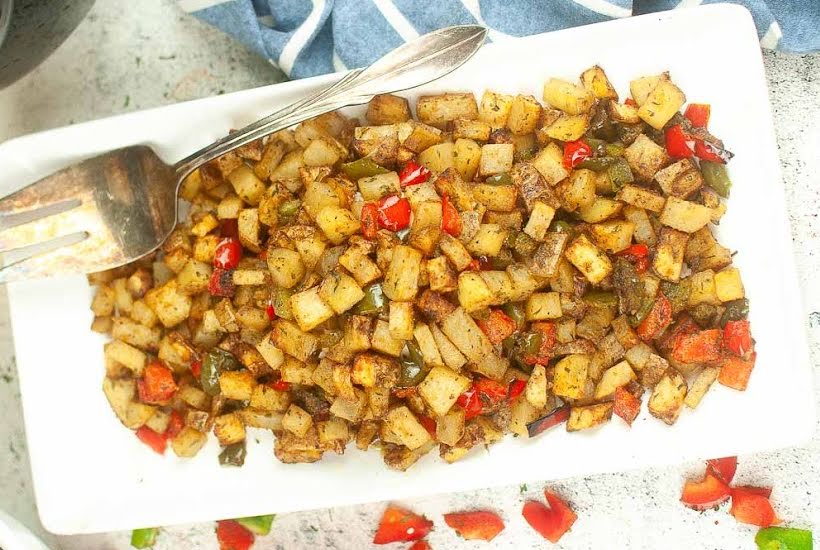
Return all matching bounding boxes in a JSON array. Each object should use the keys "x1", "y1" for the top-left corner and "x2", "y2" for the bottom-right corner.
[{"x1": 174, "y1": 68, "x2": 365, "y2": 179}]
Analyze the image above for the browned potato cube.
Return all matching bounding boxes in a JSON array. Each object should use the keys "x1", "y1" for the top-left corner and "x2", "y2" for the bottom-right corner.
[
  {"x1": 648, "y1": 369, "x2": 688, "y2": 424},
  {"x1": 478, "y1": 90, "x2": 514, "y2": 128},
  {"x1": 282, "y1": 404, "x2": 314, "y2": 437},
  {"x1": 417, "y1": 93, "x2": 479, "y2": 128},
  {"x1": 507, "y1": 95, "x2": 542, "y2": 135},
  {"x1": 219, "y1": 370, "x2": 257, "y2": 401},
  {"x1": 454, "y1": 118, "x2": 492, "y2": 141},
  {"x1": 624, "y1": 135, "x2": 669, "y2": 182},
  {"x1": 367, "y1": 94, "x2": 411, "y2": 125},
  {"x1": 214, "y1": 413, "x2": 245, "y2": 446}
]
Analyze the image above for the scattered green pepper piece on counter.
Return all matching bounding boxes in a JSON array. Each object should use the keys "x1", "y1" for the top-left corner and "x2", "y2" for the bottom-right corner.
[
  {"x1": 398, "y1": 341, "x2": 427, "y2": 387},
  {"x1": 353, "y1": 283, "x2": 387, "y2": 315},
  {"x1": 201, "y1": 348, "x2": 241, "y2": 395},
  {"x1": 701, "y1": 160, "x2": 732, "y2": 197},
  {"x1": 755, "y1": 527, "x2": 813, "y2": 550},
  {"x1": 236, "y1": 515, "x2": 276, "y2": 536},
  {"x1": 341, "y1": 157, "x2": 389, "y2": 180},
  {"x1": 219, "y1": 442, "x2": 247, "y2": 467},
  {"x1": 131, "y1": 527, "x2": 158, "y2": 549}
]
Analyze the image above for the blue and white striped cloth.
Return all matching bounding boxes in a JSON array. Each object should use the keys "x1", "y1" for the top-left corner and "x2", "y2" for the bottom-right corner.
[{"x1": 179, "y1": 0, "x2": 819, "y2": 79}]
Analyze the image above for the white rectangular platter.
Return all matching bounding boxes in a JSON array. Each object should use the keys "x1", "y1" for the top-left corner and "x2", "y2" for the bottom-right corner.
[{"x1": 1, "y1": 4, "x2": 813, "y2": 535}]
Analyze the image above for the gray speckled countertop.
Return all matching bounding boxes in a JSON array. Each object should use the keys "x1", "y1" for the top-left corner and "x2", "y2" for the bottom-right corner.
[{"x1": 0, "y1": 1, "x2": 818, "y2": 549}]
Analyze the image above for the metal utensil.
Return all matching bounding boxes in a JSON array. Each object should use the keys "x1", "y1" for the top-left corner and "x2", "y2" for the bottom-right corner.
[{"x1": 0, "y1": 24, "x2": 486, "y2": 283}]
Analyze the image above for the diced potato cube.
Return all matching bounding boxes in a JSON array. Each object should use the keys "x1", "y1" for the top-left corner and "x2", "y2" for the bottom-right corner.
[
  {"x1": 318, "y1": 272, "x2": 365, "y2": 314},
  {"x1": 384, "y1": 406, "x2": 432, "y2": 450},
  {"x1": 577, "y1": 197, "x2": 622, "y2": 223},
  {"x1": 366, "y1": 93, "x2": 411, "y2": 124},
  {"x1": 525, "y1": 364, "x2": 547, "y2": 408},
  {"x1": 714, "y1": 268, "x2": 745, "y2": 302},
  {"x1": 282, "y1": 405, "x2": 313, "y2": 437},
  {"x1": 561, "y1": 169, "x2": 596, "y2": 212},
  {"x1": 523, "y1": 201, "x2": 556, "y2": 241},
  {"x1": 659, "y1": 197, "x2": 713, "y2": 233},
  {"x1": 623, "y1": 205, "x2": 657, "y2": 246},
  {"x1": 567, "y1": 403, "x2": 614, "y2": 431},
  {"x1": 427, "y1": 256, "x2": 458, "y2": 293},
  {"x1": 543, "y1": 113, "x2": 589, "y2": 142},
  {"x1": 239, "y1": 410, "x2": 284, "y2": 431},
  {"x1": 653, "y1": 228, "x2": 689, "y2": 282},
  {"x1": 227, "y1": 165, "x2": 265, "y2": 206},
  {"x1": 142, "y1": 282, "x2": 190, "y2": 328},
  {"x1": 654, "y1": 159, "x2": 703, "y2": 198},
  {"x1": 430, "y1": 324, "x2": 467, "y2": 371},
  {"x1": 581, "y1": 65, "x2": 617, "y2": 99},
  {"x1": 389, "y1": 302, "x2": 414, "y2": 340},
  {"x1": 104, "y1": 340, "x2": 146, "y2": 374},
  {"x1": 91, "y1": 284, "x2": 116, "y2": 316},
  {"x1": 648, "y1": 369, "x2": 688, "y2": 424},
  {"x1": 607, "y1": 100, "x2": 641, "y2": 124},
  {"x1": 543, "y1": 78, "x2": 594, "y2": 115},
  {"x1": 479, "y1": 144, "x2": 514, "y2": 176},
  {"x1": 290, "y1": 286, "x2": 334, "y2": 331},
  {"x1": 509, "y1": 395, "x2": 540, "y2": 437},
  {"x1": 371, "y1": 319, "x2": 404, "y2": 357},
  {"x1": 589, "y1": 220, "x2": 636, "y2": 253},
  {"x1": 684, "y1": 367, "x2": 720, "y2": 409},
  {"x1": 436, "y1": 408, "x2": 466, "y2": 447},
  {"x1": 271, "y1": 320, "x2": 319, "y2": 362},
  {"x1": 317, "y1": 417, "x2": 350, "y2": 448},
  {"x1": 439, "y1": 233, "x2": 473, "y2": 271},
  {"x1": 479, "y1": 90, "x2": 515, "y2": 127},
  {"x1": 112, "y1": 278, "x2": 134, "y2": 314},
  {"x1": 453, "y1": 138, "x2": 482, "y2": 181},
  {"x1": 418, "y1": 366, "x2": 471, "y2": 417},
  {"x1": 553, "y1": 354, "x2": 590, "y2": 399},
  {"x1": 111, "y1": 317, "x2": 160, "y2": 352},
  {"x1": 688, "y1": 270, "x2": 719, "y2": 306},
  {"x1": 617, "y1": 184, "x2": 666, "y2": 213},
  {"x1": 638, "y1": 79, "x2": 686, "y2": 130},
  {"x1": 466, "y1": 224, "x2": 507, "y2": 257},
  {"x1": 530, "y1": 143, "x2": 569, "y2": 186},
  {"x1": 630, "y1": 73, "x2": 668, "y2": 106},
  {"x1": 171, "y1": 427, "x2": 208, "y2": 458},
  {"x1": 232, "y1": 269, "x2": 269, "y2": 286},
  {"x1": 454, "y1": 118, "x2": 491, "y2": 141},
  {"x1": 417, "y1": 93, "x2": 478, "y2": 128},
  {"x1": 250, "y1": 384, "x2": 290, "y2": 412},
  {"x1": 382, "y1": 244, "x2": 422, "y2": 301},
  {"x1": 441, "y1": 307, "x2": 507, "y2": 380},
  {"x1": 219, "y1": 370, "x2": 257, "y2": 401},
  {"x1": 214, "y1": 413, "x2": 245, "y2": 446},
  {"x1": 565, "y1": 235, "x2": 613, "y2": 284},
  {"x1": 330, "y1": 389, "x2": 368, "y2": 423},
  {"x1": 473, "y1": 184, "x2": 517, "y2": 212},
  {"x1": 176, "y1": 260, "x2": 212, "y2": 295},
  {"x1": 315, "y1": 206, "x2": 360, "y2": 245},
  {"x1": 594, "y1": 360, "x2": 636, "y2": 399},
  {"x1": 507, "y1": 95, "x2": 542, "y2": 135},
  {"x1": 418, "y1": 142, "x2": 455, "y2": 173},
  {"x1": 303, "y1": 138, "x2": 342, "y2": 167},
  {"x1": 525, "y1": 292, "x2": 562, "y2": 320},
  {"x1": 458, "y1": 272, "x2": 493, "y2": 312},
  {"x1": 280, "y1": 357, "x2": 317, "y2": 385},
  {"x1": 414, "y1": 323, "x2": 445, "y2": 368},
  {"x1": 358, "y1": 172, "x2": 400, "y2": 201},
  {"x1": 624, "y1": 135, "x2": 669, "y2": 182}
]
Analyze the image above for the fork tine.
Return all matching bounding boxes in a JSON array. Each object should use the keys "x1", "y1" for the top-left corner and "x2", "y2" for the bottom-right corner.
[
  {"x1": 0, "y1": 161, "x2": 94, "y2": 216},
  {"x1": 0, "y1": 231, "x2": 128, "y2": 284},
  {"x1": 0, "y1": 200, "x2": 93, "y2": 253}
]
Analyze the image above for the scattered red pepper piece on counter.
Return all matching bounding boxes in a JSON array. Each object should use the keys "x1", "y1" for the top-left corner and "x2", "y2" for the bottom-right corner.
[
  {"x1": 684, "y1": 103, "x2": 711, "y2": 128},
  {"x1": 376, "y1": 194, "x2": 412, "y2": 231},
  {"x1": 707, "y1": 457, "x2": 738, "y2": 484},
  {"x1": 214, "y1": 238, "x2": 242, "y2": 270},
  {"x1": 408, "y1": 541, "x2": 432, "y2": 550},
  {"x1": 718, "y1": 353, "x2": 757, "y2": 391},
  {"x1": 522, "y1": 491, "x2": 577, "y2": 543},
  {"x1": 138, "y1": 361, "x2": 178, "y2": 404},
  {"x1": 681, "y1": 469, "x2": 731, "y2": 510},
  {"x1": 443, "y1": 510, "x2": 505, "y2": 542},
  {"x1": 723, "y1": 320, "x2": 753, "y2": 356},
  {"x1": 562, "y1": 140, "x2": 592, "y2": 169},
  {"x1": 216, "y1": 519, "x2": 255, "y2": 550},
  {"x1": 476, "y1": 309, "x2": 517, "y2": 345},
  {"x1": 730, "y1": 487, "x2": 780, "y2": 527},
  {"x1": 373, "y1": 505, "x2": 433, "y2": 544},
  {"x1": 399, "y1": 160, "x2": 431, "y2": 188},
  {"x1": 636, "y1": 293, "x2": 672, "y2": 341},
  {"x1": 441, "y1": 194, "x2": 462, "y2": 236},
  {"x1": 135, "y1": 426, "x2": 167, "y2": 455},
  {"x1": 360, "y1": 202, "x2": 379, "y2": 240}
]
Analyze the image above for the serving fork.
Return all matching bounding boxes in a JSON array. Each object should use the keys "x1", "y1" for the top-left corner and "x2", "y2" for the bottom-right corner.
[{"x1": 0, "y1": 25, "x2": 487, "y2": 284}]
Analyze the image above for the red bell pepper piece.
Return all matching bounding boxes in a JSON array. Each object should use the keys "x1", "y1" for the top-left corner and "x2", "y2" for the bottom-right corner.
[
  {"x1": 441, "y1": 194, "x2": 462, "y2": 236},
  {"x1": 718, "y1": 353, "x2": 756, "y2": 391},
  {"x1": 723, "y1": 320, "x2": 752, "y2": 356},
  {"x1": 508, "y1": 379, "x2": 527, "y2": 400},
  {"x1": 216, "y1": 520, "x2": 255, "y2": 550},
  {"x1": 670, "y1": 329, "x2": 722, "y2": 364},
  {"x1": 458, "y1": 379, "x2": 508, "y2": 420},
  {"x1": 616, "y1": 243, "x2": 650, "y2": 274},
  {"x1": 523, "y1": 321, "x2": 557, "y2": 365},
  {"x1": 373, "y1": 505, "x2": 433, "y2": 544},
  {"x1": 657, "y1": 315, "x2": 700, "y2": 354},
  {"x1": 694, "y1": 139, "x2": 731, "y2": 164},
  {"x1": 392, "y1": 387, "x2": 417, "y2": 399},
  {"x1": 665, "y1": 125, "x2": 695, "y2": 159},
  {"x1": 624, "y1": 98, "x2": 637, "y2": 107},
  {"x1": 214, "y1": 238, "x2": 242, "y2": 270},
  {"x1": 476, "y1": 309, "x2": 517, "y2": 346},
  {"x1": 190, "y1": 360, "x2": 202, "y2": 378},
  {"x1": 613, "y1": 386, "x2": 642, "y2": 426},
  {"x1": 707, "y1": 456, "x2": 737, "y2": 484},
  {"x1": 636, "y1": 293, "x2": 672, "y2": 342},
  {"x1": 266, "y1": 304, "x2": 276, "y2": 321},
  {"x1": 209, "y1": 268, "x2": 236, "y2": 297},
  {"x1": 562, "y1": 140, "x2": 592, "y2": 169},
  {"x1": 730, "y1": 487, "x2": 779, "y2": 527},
  {"x1": 418, "y1": 415, "x2": 437, "y2": 437},
  {"x1": 474, "y1": 377, "x2": 509, "y2": 403},
  {"x1": 443, "y1": 510, "x2": 505, "y2": 542},
  {"x1": 135, "y1": 425, "x2": 167, "y2": 455},
  {"x1": 360, "y1": 202, "x2": 379, "y2": 240},
  {"x1": 269, "y1": 379, "x2": 291, "y2": 392},
  {"x1": 684, "y1": 103, "x2": 711, "y2": 128},
  {"x1": 681, "y1": 470, "x2": 731, "y2": 510},
  {"x1": 522, "y1": 491, "x2": 577, "y2": 543},
  {"x1": 399, "y1": 160, "x2": 431, "y2": 188},
  {"x1": 734, "y1": 485, "x2": 772, "y2": 498},
  {"x1": 408, "y1": 541, "x2": 432, "y2": 550},
  {"x1": 456, "y1": 389, "x2": 482, "y2": 420},
  {"x1": 138, "y1": 361, "x2": 178, "y2": 404},
  {"x1": 526, "y1": 405, "x2": 570, "y2": 438},
  {"x1": 376, "y1": 194, "x2": 412, "y2": 232},
  {"x1": 165, "y1": 410, "x2": 185, "y2": 439},
  {"x1": 220, "y1": 218, "x2": 239, "y2": 240}
]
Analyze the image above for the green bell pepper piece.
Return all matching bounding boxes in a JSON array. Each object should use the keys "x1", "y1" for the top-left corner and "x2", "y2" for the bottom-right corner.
[
  {"x1": 131, "y1": 528, "x2": 158, "y2": 549},
  {"x1": 660, "y1": 280, "x2": 691, "y2": 315},
  {"x1": 513, "y1": 232, "x2": 539, "y2": 258},
  {"x1": 502, "y1": 302, "x2": 526, "y2": 329},
  {"x1": 755, "y1": 527, "x2": 813, "y2": 550},
  {"x1": 201, "y1": 348, "x2": 241, "y2": 395},
  {"x1": 549, "y1": 220, "x2": 575, "y2": 235},
  {"x1": 583, "y1": 290, "x2": 619, "y2": 309},
  {"x1": 584, "y1": 138, "x2": 606, "y2": 156},
  {"x1": 272, "y1": 287, "x2": 294, "y2": 320},
  {"x1": 218, "y1": 442, "x2": 247, "y2": 467},
  {"x1": 578, "y1": 156, "x2": 619, "y2": 171},
  {"x1": 236, "y1": 515, "x2": 276, "y2": 536},
  {"x1": 353, "y1": 283, "x2": 387, "y2": 315},
  {"x1": 604, "y1": 142, "x2": 626, "y2": 157},
  {"x1": 719, "y1": 298, "x2": 750, "y2": 327},
  {"x1": 484, "y1": 172, "x2": 513, "y2": 186},
  {"x1": 399, "y1": 341, "x2": 427, "y2": 386},
  {"x1": 277, "y1": 199, "x2": 301, "y2": 218},
  {"x1": 341, "y1": 157, "x2": 389, "y2": 180},
  {"x1": 701, "y1": 160, "x2": 732, "y2": 197},
  {"x1": 689, "y1": 302, "x2": 719, "y2": 328},
  {"x1": 628, "y1": 296, "x2": 655, "y2": 328},
  {"x1": 616, "y1": 123, "x2": 644, "y2": 145},
  {"x1": 606, "y1": 158, "x2": 634, "y2": 188},
  {"x1": 511, "y1": 332, "x2": 542, "y2": 372}
]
